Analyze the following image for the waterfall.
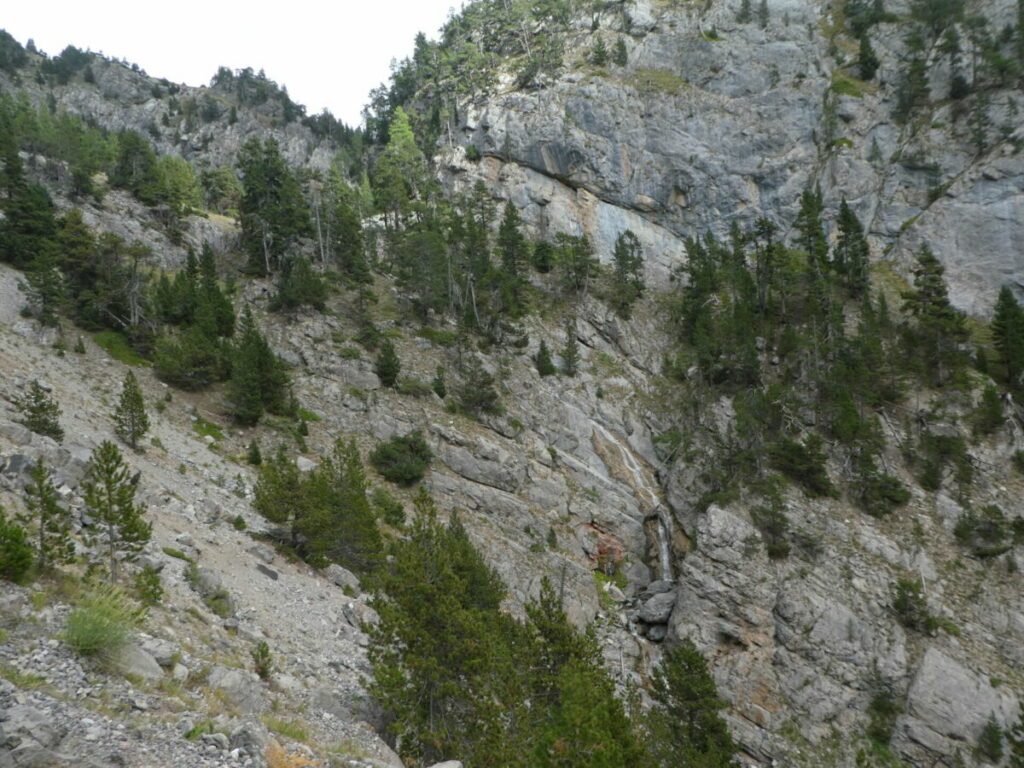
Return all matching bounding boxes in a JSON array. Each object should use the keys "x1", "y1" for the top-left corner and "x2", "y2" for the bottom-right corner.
[{"x1": 655, "y1": 507, "x2": 673, "y2": 581}]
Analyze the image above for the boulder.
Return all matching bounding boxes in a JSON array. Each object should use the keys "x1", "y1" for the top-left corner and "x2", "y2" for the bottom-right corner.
[
  {"x1": 322, "y1": 563, "x2": 360, "y2": 594},
  {"x1": 208, "y1": 665, "x2": 265, "y2": 714},
  {"x1": 115, "y1": 643, "x2": 164, "y2": 681},
  {"x1": 638, "y1": 591, "x2": 676, "y2": 624}
]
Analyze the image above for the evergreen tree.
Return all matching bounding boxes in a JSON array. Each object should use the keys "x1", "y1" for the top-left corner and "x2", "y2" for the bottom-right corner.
[
  {"x1": 304, "y1": 439, "x2": 383, "y2": 573},
  {"x1": 0, "y1": 507, "x2": 32, "y2": 583},
  {"x1": 113, "y1": 370, "x2": 149, "y2": 450},
  {"x1": 794, "y1": 186, "x2": 828, "y2": 271},
  {"x1": 646, "y1": 639, "x2": 738, "y2": 767},
  {"x1": 238, "y1": 137, "x2": 311, "y2": 275},
  {"x1": 901, "y1": 245, "x2": 969, "y2": 385},
  {"x1": 737, "y1": 0, "x2": 753, "y2": 22},
  {"x1": 456, "y1": 356, "x2": 502, "y2": 416},
  {"x1": 859, "y1": 34, "x2": 881, "y2": 80},
  {"x1": 16, "y1": 380, "x2": 63, "y2": 441},
  {"x1": 375, "y1": 339, "x2": 401, "y2": 387},
  {"x1": 373, "y1": 107, "x2": 428, "y2": 230},
  {"x1": 562, "y1": 320, "x2": 580, "y2": 376},
  {"x1": 590, "y1": 36, "x2": 609, "y2": 66},
  {"x1": 610, "y1": 229, "x2": 644, "y2": 318},
  {"x1": 195, "y1": 242, "x2": 235, "y2": 338},
  {"x1": 993, "y1": 285, "x2": 1024, "y2": 389},
  {"x1": 834, "y1": 199, "x2": 870, "y2": 297},
  {"x1": 497, "y1": 201, "x2": 529, "y2": 313},
  {"x1": 270, "y1": 256, "x2": 328, "y2": 312},
  {"x1": 613, "y1": 37, "x2": 628, "y2": 66},
  {"x1": 536, "y1": 340, "x2": 557, "y2": 376},
  {"x1": 22, "y1": 248, "x2": 66, "y2": 326},
  {"x1": 228, "y1": 308, "x2": 290, "y2": 425},
  {"x1": 758, "y1": 0, "x2": 769, "y2": 27},
  {"x1": 556, "y1": 234, "x2": 598, "y2": 294},
  {"x1": 247, "y1": 439, "x2": 263, "y2": 465},
  {"x1": 253, "y1": 446, "x2": 307, "y2": 550},
  {"x1": 0, "y1": 152, "x2": 59, "y2": 270},
  {"x1": 82, "y1": 441, "x2": 151, "y2": 583},
  {"x1": 21, "y1": 459, "x2": 74, "y2": 571}
]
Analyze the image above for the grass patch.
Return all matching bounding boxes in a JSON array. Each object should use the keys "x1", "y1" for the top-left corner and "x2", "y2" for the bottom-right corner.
[
  {"x1": 631, "y1": 68, "x2": 689, "y2": 95},
  {"x1": 338, "y1": 345, "x2": 361, "y2": 360},
  {"x1": 93, "y1": 331, "x2": 149, "y2": 366},
  {"x1": 193, "y1": 417, "x2": 226, "y2": 442},
  {"x1": 0, "y1": 664, "x2": 49, "y2": 690},
  {"x1": 162, "y1": 546, "x2": 193, "y2": 562},
  {"x1": 296, "y1": 408, "x2": 321, "y2": 422},
  {"x1": 415, "y1": 327, "x2": 458, "y2": 347},
  {"x1": 262, "y1": 715, "x2": 309, "y2": 743},
  {"x1": 831, "y1": 72, "x2": 864, "y2": 98},
  {"x1": 62, "y1": 584, "x2": 146, "y2": 659}
]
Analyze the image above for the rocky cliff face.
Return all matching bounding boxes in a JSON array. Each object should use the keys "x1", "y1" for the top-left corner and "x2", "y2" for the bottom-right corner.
[
  {"x1": 2, "y1": 4, "x2": 1024, "y2": 767},
  {"x1": 445, "y1": 0, "x2": 1024, "y2": 316}
]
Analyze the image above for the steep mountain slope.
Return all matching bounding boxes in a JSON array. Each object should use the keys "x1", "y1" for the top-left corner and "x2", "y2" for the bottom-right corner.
[{"x1": 1, "y1": 3, "x2": 1024, "y2": 767}]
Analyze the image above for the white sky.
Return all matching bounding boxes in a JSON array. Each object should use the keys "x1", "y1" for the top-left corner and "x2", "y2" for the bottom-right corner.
[{"x1": 2, "y1": 0, "x2": 459, "y2": 127}]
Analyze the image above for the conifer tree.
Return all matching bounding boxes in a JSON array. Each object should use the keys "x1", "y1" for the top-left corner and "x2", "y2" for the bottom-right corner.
[
  {"x1": 21, "y1": 459, "x2": 74, "y2": 571},
  {"x1": 228, "y1": 308, "x2": 290, "y2": 425},
  {"x1": 613, "y1": 37, "x2": 628, "y2": 66},
  {"x1": 993, "y1": 285, "x2": 1024, "y2": 389},
  {"x1": 646, "y1": 639, "x2": 737, "y2": 767},
  {"x1": 17, "y1": 380, "x2": 64, "y2": 441},
  {"x1": 23, "y1": 249, "x2": 66, "y2": 326},
  {"x1": 590, "y1": 36, "x2": 609, "y2": 66},
  {"x1": 610, "y1": 229, "x2": 645, "y2": 318},
  {"x1": 859, "y1": 34, "x2": 880, "y2": 80},
  {"x1": 901, "y1": 245, "x2": 969, "y2": 385},
  {"x1": 0, "y1": 506, "x2": 32, "y2": 583},
  {"x1": 758, "y1": 0, "x2": 769, "y2": 27},
  {"x1": 113, "y1": 370, "x2": 149, "y2": 450},
  {"x1": 253, "y1": 446, "x2": 306, "y2": 550},
  {"x1": 536, "y1": 339, "x2": 556, "y2": 376},
  {"x1": 497, "y1": 201, "x2": 529, "y2": 313},
  {"x1": 834, "y1": 199, "x2": 870, "y2": 297},
  {"x1": 375, "y1": 339, "x2": 401, "y2": 387},
  {"x1": 82, "y1": 441, "x2": 151, "y2": 583},
  {"x1": 562, "y1": 320, "x2": 580, "y2": 376},
  {"x1": 737, "y1": 0, "x2": 752, "y2": 22}
]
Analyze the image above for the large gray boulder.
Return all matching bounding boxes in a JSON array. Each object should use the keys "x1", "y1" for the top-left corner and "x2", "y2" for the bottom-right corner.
[{"x1": 207, "y1": 665, "x2": 266, "y2": 714}]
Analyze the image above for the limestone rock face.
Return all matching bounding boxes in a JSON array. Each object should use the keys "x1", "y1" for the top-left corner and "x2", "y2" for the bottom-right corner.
[{"x1": 440, "y1": 0, "x2": 1024, "y2": 317}]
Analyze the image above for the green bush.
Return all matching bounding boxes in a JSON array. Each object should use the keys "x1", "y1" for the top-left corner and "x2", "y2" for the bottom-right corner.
[
  {"x1": 397, "y1": 377, "x2": 433, "y2": 397},
  {"x1": 0, "y1": 510, "x2": 33, "y2": 583},
  {"x1": 891, "y1": 577, "x2": 936, "y2": 633},
  {"x1": 369, "y1": 431, "x2": 433, "y2": 486},
  {"x1": 251, "y1": 640, "x2": 274, "y2": 680},
  {"x1": 372, "y1": 487, "x2": 405, "y2": 527},
  {"x1": 857, "y1": 469, "x2": 911, "y2": 517},
  {"x1": 133, "y1": 565, "x2": 164, "y2": 607},
  {"x1": 751, "y1": 505, "x2": 791, "y2": 559},
  {"x1": 767, "y1": 437, "x2": 837, "y2": 498},
  {"x1": 954, "y1": 505, "x2": 1011, "y2": 557},
  {"x1": 63, "y1": 584, "x2": 145, "y2": 658}
]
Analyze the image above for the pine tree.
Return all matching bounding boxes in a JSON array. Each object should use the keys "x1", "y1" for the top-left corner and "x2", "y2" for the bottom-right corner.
[
  {"x1": 228, "y1": 308, "x2": 290, "y2": 425},
  {"x1": 859, "y1": 34, "x2": 880, "y2": 80},
  {"x1": 610, "y1": 229, "x2": 644, "y2": 318},
  {"x1": 536, "y1": 340, "x2": 557, "y2": 376},
  {"x1": 834, "y1": 199, "x2": 870, "y2": 297},
  {"x1": 590, "y1": 36, "x2": 609, "y2": 66},
  {"x1": 0, "y1": 506, "x2": 33, "y2": 583},
  {"x1": 253, "y1": 446, "x2": 307, "y2": 550},
  {"x1": 375, "y1": 339, "x2": 401, "y2": 387},
  {"x1": 113, "y1": 370, "x2": 149, "y2": 450},
  {"x1": 22, "y1": 248, "x2": 66, "y2": 327},
  {"x1": 901, "y1": 245, "x2": 969, "y2": 385},
  {"x1": 993, "y1": 285, "x2": 1024, "y2": 389},
  {"x1": 613, "y1": 37, "x2": 628, "y2": 66},
  {"x1": 247, "y1": 439, "x2": 263, "y2": 465},
  {"x1": 562, "y1": 320, "x2": 580, "y2": 376},
  {"x1": 497, "y1": 201, "x2": 529, "y2": 313},
  {"x1": 758, "y1": 0, "x2": 769, "y2": 27},
  {"x1": 737, "y1": 0, "x2": 752, "y2": 22},
  {"x1": 16, "y1": 380, "x2": 63, "y2": 441},
  {"x1": 82, "y1": 441, "x2": 151, "y2": 583},
  {"x1": 20, "y1": 459, "x2": 74, "y2": 571},
  {"x1": 646, "y1": 639, "x2": 738, "y2": 767}
]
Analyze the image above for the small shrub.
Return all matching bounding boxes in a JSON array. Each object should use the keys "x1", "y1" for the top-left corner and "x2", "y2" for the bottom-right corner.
[
  {"x1": 857, "y1": 470, "x2": 911, "y2": 517},
  {"x1": 16, "y1": 381, "x2": 64, "y2": 441},
  {"x1": 954, "y1": 505, "x2": 1011, "y2": 557},
  {"x1": 0, "y1": 510, "x2": 33, "y2": 582},
  {"x1": 977, "y1": 714, "x2": 1004, "y2": 762},
  {"x1": 232, "y1": 515, "x2": 247, "y2": 531},
  {"x1": 867, "y1": 685, "x2": 901, "y2": 746},
  {"x1": 396, "y1": 377, "x2": 433, "y2": 397},
  {"x1": 416, "y1": 327, "x2": 458, "y2": 347},
  {"x1": 162, "y1": 546, "x2": 192, "y2": 561},
  {"x1": 338, "y1": 345, "x2": 361, "y2": 360},
  {"x1": 262, "y1": 717, "x2": 308, "y2": 743},
  {"x1": 431, "y1": 366, "x2": 447, "y2": 399},
  {"x1": 767, "y1": 437, "x2": 837, "y2": 497},
  {"x1": 369, "y1": 431, "x2": 433, "y2": 486},
  {"x1": 63, "y1": 584, "x2": 145, "y2": 658},
  {"x1": 133, "y1": 565, "x2": 164, "y2": 607},
  {"x1": 247, "y1": 440, "x2": 263, "y2": 465},
  {"x1": 94, "y1": 330, "x2": 149, "y2": 366},
  {"x1": 464, "y1": 144, "x2": 482, "y2": 162},
  {"x1": 751, "y1": 505, "x2": 791, "y2": 559},
  {"x1": 371, "y1": 487, "x2": 405, "y2": 527},
  {"x1": 251, "y1": 640, "x2": 274, "y2": 680},
  {"x1": 891, "y1": 577, "x2": 935, "y2": 633},
  {"x1": 193, "y1": 417, "x2": 225, "y2": 442}
]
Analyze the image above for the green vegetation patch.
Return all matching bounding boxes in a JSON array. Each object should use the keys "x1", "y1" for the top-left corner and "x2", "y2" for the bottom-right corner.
[
  {"x1": 94, "y1": 331, "x2": 149, "y2": 366},
  {"x1": 631, "y1": 68, "x2": 689, "y2": 96}
]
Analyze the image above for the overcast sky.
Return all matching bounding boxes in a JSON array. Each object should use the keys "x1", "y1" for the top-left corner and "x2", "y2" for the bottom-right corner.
[{"x1": 2, "y1": 0, "x2": 459, "y2": 127}]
